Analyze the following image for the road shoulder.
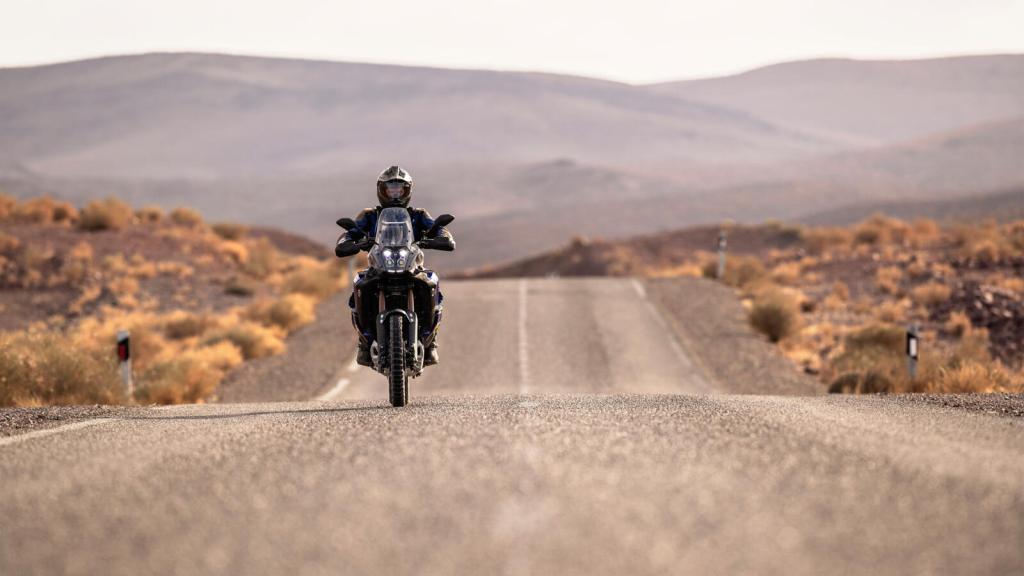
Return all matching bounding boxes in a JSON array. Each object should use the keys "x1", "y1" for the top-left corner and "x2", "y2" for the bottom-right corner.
[{"x1": 643, "y1": 276, "x2": 821, "y2": 395}]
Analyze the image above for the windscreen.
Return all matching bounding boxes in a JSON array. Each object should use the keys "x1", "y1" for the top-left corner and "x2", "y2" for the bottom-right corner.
[{"x1": 376, "y1": 207, "x2": 414, "y2": 247}]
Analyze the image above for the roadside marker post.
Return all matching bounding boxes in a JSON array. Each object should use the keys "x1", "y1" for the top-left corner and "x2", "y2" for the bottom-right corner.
[
  {"x1": 906, "y1": 325, "x2": 920, "y2": 381},
  {"x1": 717, "y1": 230, "x2": 728, "y2": 281},
  {"x1": 116, "y1": 330, "x2": 134, "y2": 397}
]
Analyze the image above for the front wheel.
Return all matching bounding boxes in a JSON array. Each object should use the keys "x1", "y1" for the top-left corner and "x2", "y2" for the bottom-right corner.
[{"x1": 388, "y1": 314, "x2": 408, "y2": 407}]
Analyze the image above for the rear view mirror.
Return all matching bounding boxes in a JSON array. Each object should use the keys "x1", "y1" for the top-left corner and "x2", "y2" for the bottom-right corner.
[{"x1": 336, "y1": 217, "x2": 357, "y2": 230}]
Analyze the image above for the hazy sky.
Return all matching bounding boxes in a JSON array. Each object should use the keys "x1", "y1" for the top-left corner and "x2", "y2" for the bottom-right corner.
[{"x1": 4, "y1": 0, "x2": 1023, "y2": 83}]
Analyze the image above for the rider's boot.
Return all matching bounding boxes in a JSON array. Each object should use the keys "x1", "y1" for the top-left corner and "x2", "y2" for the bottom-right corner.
[
  {"x1": 424, "y1": 340, "x2": 439, "y2": 366},
  {"x1": 356, "y1": 337, "x2": 373, "y2": 367}
]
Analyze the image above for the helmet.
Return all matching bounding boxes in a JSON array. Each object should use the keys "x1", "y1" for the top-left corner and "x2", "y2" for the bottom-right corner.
[{"x1": 376, "y1": 165, "x2": 414, "y2": 207}]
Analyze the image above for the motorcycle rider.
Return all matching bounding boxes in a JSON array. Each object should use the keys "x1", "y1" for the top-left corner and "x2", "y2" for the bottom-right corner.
[{"x1": 335, "y1": 165, "x2": 455, "y2": 367}]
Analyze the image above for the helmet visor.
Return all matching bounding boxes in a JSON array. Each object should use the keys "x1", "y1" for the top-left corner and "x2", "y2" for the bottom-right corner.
[{"x1": 383, "y1": 180, "x2": 409, "y2": 199}]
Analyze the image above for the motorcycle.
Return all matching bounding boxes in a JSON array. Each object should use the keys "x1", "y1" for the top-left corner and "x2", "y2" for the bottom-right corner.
[{"x1": 336, "y1": 208, "x2": 454, "y2": 407}]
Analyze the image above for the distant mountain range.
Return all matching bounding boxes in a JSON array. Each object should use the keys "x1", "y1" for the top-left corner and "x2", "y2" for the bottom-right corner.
[{"x1": 1, "y1": 52, "x2": 1022, "y2": 269}]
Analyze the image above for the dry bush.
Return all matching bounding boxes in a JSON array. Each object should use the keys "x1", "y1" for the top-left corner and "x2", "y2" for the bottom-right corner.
[
  {"x1": 59, "y1": 241, "x2": 94, "y2": 285},
  {"x1": 944, "y1": 311, "x2": 972, "y2": 339},
  {"x1": 993, "y1": 277, "x2": 1024, "y2": 295},
  {"x1": 874, "y1": 299, "x2": 908, "y2": 324},
  {"x1": 10, "y1": 197, "x2": 78, "y2": 225},
  {"x1": 831, "y1": 281, "x2": 850, "y2": 302},
  {"x1": 203, "y1": 322, "x2": 285, "y2": 360},
  {"x1": 875, "y1": 266, "x2": 904, "y2": 295},
  {"x1": 225, "y1": 275, "x2": 259, "y2": 296},
  {"x1": 78, "y1": 197, "x2": 134, "y2": 231},
  {"x1": 218, "y1": 240, "x2": 249, "y2": 264},
  {"x1": 801, "y1": 227, "x2": 852, "y2": 255},
  {"x1": 0, "y1": 193, "x2": 15, "y2": 219},
  {"x1": 770, "y1": 261, "x2": 802, "y2": 286},
  {"x1": 703, "y1": 255, "x2": 767, "y2": 289},
  {"x1": 156, "y1": 261, "x2": 194, "y2": 279},
  {"x1": 243, "y1": 238, "x2": 280, "y2": 279},
  {"x1": 246, "y1": 294, "x2": 316, "y2": 333},
  {"x1": 213, "y1": 222, "x2": 249, "y2": 241},
  {"x1": 928, "y1": 361, "x2": 1023, "y2": 394},
  {"x1": 0, "y1": 333, "x2": 123, "y2": 406},
  {"x1": 853, "y1": 214, "x2": 910, "y2": 246},
  {"x1": 136, "y1": 205, "x2": 165, "y2": 223},
  {"x1": 136, "y1": 357, "x2": 221, "y2": 405},
  {"x1": 0, "y1": 231, "x2": 20, "y2": 255},
  {"x1": 748, "y1": 288, "x2": 803, "y2": 343},
  {"x1": 910, "y1": 282, "x2": 951, "y2": 308},
  {"x1": 281, "y1": 260, "x2": 343, "y2": 300},
  {"x1": 906, "y1": 258, "x2": 931, "y2": 280},
  {"x1": 169, "y1": 207, "x2": 204, "y2": 228},
  {"x1": 909, "y1": 218, "x2": 941, "y2": 247},
  {"x1": 948, "y1": 221, "x2": 1013, "y2": 263},
  {"x1": 163, "y1": 311, "x2": 218, "y2": 340}
]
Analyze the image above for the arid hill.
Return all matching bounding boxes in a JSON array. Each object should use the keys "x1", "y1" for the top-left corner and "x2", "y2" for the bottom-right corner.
[{"x1": 654, "y1": 55, "x2": 1024, "y2": 145}]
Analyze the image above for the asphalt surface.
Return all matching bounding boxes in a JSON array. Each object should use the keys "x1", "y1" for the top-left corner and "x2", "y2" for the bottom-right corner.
[{"x1": 2, "y1": 279, "x2": 1022, "y2": 575}]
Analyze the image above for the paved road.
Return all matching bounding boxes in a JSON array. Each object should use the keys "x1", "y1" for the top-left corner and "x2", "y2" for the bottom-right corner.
[
  {"x1": 331, "y1": 278, "x2": 712, "y2": 401},
  {"x1": 1, "y1": 279, "x2": 1022, "y2": 575}
]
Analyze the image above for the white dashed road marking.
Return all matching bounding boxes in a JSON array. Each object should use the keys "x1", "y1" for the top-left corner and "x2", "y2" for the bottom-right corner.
[{"x1": 518, "y1": 279, "x2": 531, "y2": 394}]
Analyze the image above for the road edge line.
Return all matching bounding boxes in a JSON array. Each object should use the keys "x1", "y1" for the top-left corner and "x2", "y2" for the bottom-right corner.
[{"x1": 0, "y1": 418, "x2": 110, "y2": 449}]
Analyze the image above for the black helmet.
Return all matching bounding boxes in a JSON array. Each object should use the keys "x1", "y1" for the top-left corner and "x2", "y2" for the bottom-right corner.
[{"x1": 376, "y1": 165, "x2": 413, "y2": 207}]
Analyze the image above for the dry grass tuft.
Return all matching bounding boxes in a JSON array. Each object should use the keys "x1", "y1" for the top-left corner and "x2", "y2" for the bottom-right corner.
[
  {"x1": 136, "y1": 205, "x2": 165, "y2": 223},
  {"x1": 281, "y1": 259, "x2": 343, "y2": 299},
  {"x1": 246, "y1": 294, "x2": 316, "y2": 333},
  {"x1": 169, "y1": 207, "x2": 205, "y2": 228},
  {"x1": 163, "y1": 311, "x2": 218, "y2": 340},
  {"x1": 875, "y1": 266, "x2": 904, "y2": 295},
  {"x1": 0, "y1": 332, "x2": 123, "y2": 406},
  {"x1": 79, "y1": 197, "x2": 134, "y2": 231},
  {"x1": 243, "y1": 238, "x2": 280, "y2": 279},
  {"x1": 203, "y1": 322, "x2": 285, "y2": 360},
  {"x1": 213, "y1": 222, "x2": 249, "y2": 241},
  {"x1": 749, "y1": 287, "x2": 803, "y2": 343},
  {"x1": 704, "y1": 255, "x2": 768, "y2": 289},
  {"x1": 218, "y1": 241, "x2": 249, "y2": 264},
  {"x1": 910, "y1": 282, "x2": 952, "y2": 308}
]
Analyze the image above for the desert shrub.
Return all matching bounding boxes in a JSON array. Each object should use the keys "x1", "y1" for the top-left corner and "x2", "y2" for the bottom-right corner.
[
  {"x1": 163, "y1": 312, "x2": 217, "y2": 340},
  {"x1": 169, "y1": 207, "x2": 204, "y2": 228},
  {"x1": 909, "y1": 218, "x2": 941, "y2": 247},
  {"x1": 703, "y1": 255, "x2": 767, "y2": 289},
  {"x1": 59, "y1": 241, "x2": 94, "y2": 285},
  {"x1": 203, "y1": 322, "x2": 285, "y2": 360},
  {"x1": 0, "y1": 193, "x2": 15, "y2": 219},
  {"x1": 246, "y1": 294, "x2": 316, "y2": 332},
  {"x1": 910, "y1": 282, "x2": 951, "y2": 308},
  {"x1": 0, "y1": 333, "x2": 122, "y2": 406},
  {"x1": 748, "y1": 288, "x2": 803, "y2": 343},
  {"x1": 242, "y1": 237, "x2": 281, "y2": 279},
  {"x1": 10, "y1": 196, "x2": 77, "y2": 225},
  {"x1": 874, "y1": 266, "x2": 904, "y2": 295},
  {"x1": 801, "y1": 227, "x2": 852, "y2": 255},
  {"x1": 853, "y1": 214, "x2": 910, "y2": 246},
  {"x1": 78, "y1": 197, "x2": 134, "y2": 231},
  {"x1": 831, "y1": 281, "x2": 850, "y2": 302},
  {"x1": 770, "y1": 261, "x2": 802, "y2": 286},
  {"x1": 281, "y1": 261, "x2": 342, "y2": 299},
  {"x1": 136, "y1": 357, "x2": 221, "y2": 405},
  {"x1": 828, "y1": 371, "x2": 894, "y2": 394},
  {"x1": 218, "y1": 240, "x2": 249, "y2": 264},
  {"x1": 213, "y1": 222, "x2": 249, "y2": 241},
  {"x1": 136, "y1": 205, "x2": 164, "y2": 223},
  {"x1": 225, "y1": 275, "x2": 259, "y2": 296},
  {"x1": 0, "y1": 231, "x2": 20, "y2": 255},
  {"x1": 874, "y1": 299, "x2": 907, "y2": 324},
  {"x1": 944, "y1": 311, "x2": 972, "y2": 339},
  {"x1": 929, "y1": 360, "x2": 1023, "y2": 394}
]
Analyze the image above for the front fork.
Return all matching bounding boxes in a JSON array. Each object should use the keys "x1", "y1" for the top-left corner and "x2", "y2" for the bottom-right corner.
[{"x1": 370, "y1": 288, "x2": 424, "y2": 375}]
